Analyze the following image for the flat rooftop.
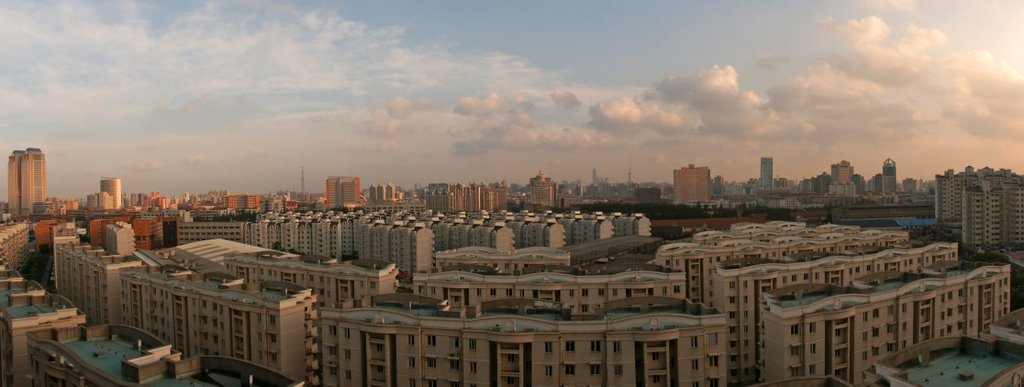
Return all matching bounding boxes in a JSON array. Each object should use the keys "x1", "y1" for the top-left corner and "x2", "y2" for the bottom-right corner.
[
  {"x1": 65, "y1": 337, "x2": 147, "y2": 383},
  {"x1": 903, "y1": 348, "x2": 1022, "y2": 387},
  {"x1": 0, "y1": 288, "x2": 59, "y2": 319}
]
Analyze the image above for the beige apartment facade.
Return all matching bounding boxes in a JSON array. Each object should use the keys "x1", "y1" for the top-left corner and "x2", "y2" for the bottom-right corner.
[
  {"x1": 0, "y1": 274, "x2": 86, "y2": 387},
  {"x1": 658, "y1": 229, "x2": 912, "y2": 305},
  {"x1": 762, "y1": 264, "x2": 1011, "y2": 385},
  {"x1": 433, "y1": 246, "x2": 571, "y2": 273},
  {"x1": 224, "y1": 254, "x2": 398, "y2": 309},
  {"x1": 53, "y1": 244, "x2": 145, "y2": 326},
  {"x1": 27, "y1": 324, "x2": 304, "y2": 386},
  {"x1": 414, "y1": 269, "x2": 687, "y2": 317},
  {"x1": 673, "y1": 164, "x2": 711, "y2": 204},
  {"x1": 177, "y1": 221, "x2": 246, "y2": 244},
  {"x1": 710, "y1": 242, "x2": 958, "y2": 384},
  {"x1": 0, "y1": 223, "x2": 30, "y2": 267},
  {"x1": 119, "y1": 267, "x2": 319, "y2": 384},
  {"x1": 321, "y1": 294, "x2": 727, "y2": 387}
]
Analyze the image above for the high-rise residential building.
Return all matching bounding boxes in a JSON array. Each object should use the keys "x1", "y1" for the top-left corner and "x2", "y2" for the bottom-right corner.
[
  {"x1": 99, "y1": 177, "x2": 122, "y2": 209},
  {"x1": 830, "y1": 160, "x2": 854, "y2": 184},
  {"x1": 325, "y1": 176, "x2": 361, "y2": 210},
  {"x1": 528, "y1": 171, "x2": 557, "y2": 208},
  {"x1": 226, "y1": 194, "x2": 261, "y2": 209},
  {"x1": 935, "y1": 166, "x2": 1024, "y2": 248},
  {"x1": 882, "y1": 158, "x2": 897, "y2": 193},
  {"x1": 673, "y1": 164, "x2": 711, "y2": 204},
  {"x1": 760, "y1": 157, "x2": 774, "y2": 189},
  {"x1": 7, "y1": 148, "x2": 46, "y2": 216}
]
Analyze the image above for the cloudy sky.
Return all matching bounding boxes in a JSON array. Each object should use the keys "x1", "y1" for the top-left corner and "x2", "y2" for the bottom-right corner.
[{"x1": 4, "y1": 0, "x2": 1024, "y2": 197}]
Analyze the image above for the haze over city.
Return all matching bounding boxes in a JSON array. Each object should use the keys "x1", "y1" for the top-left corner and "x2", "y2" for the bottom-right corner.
[{"x1": 4, "y1": 0, "x2": 1024, "y2": 196}]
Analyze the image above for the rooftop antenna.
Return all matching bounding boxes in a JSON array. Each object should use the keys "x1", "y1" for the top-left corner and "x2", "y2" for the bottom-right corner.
[{"x1": 301, "y1": 165, "x2": 306, "y2": 196}]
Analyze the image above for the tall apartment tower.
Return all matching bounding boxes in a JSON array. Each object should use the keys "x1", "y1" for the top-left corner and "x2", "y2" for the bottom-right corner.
[
  {"x1": 882, "y1": 158, "x2": 897, "y2": 193},
  {"x1": 528, "y1": 171, "x2": 557, "y2": 208},
  {"x1": 760, "y1": 157, "x2": 774, "y2": 189},
  {"x1": 7, "y1": 148, "x2": 46, "y2": 216},
  {"x1": 326, "y1": 176, "x2": 361, "y2": 210},
  {"x1": 673, "y1": 164, "x2": 711, "y2": 204},
  {"x1": 830, "y1": 160, "x2": 854, "y2": 184},
  {"x1": 99, "y1": 177, "x2": 122, "y2": 209}
]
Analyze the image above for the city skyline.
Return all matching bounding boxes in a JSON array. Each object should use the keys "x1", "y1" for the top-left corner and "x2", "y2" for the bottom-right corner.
[{"x1": 6, "y1": 1, "x2": 1024, "y2": 196}]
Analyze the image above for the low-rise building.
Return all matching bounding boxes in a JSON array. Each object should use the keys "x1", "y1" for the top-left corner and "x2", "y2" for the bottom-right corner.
[
  {"x1": 119, "y1": 266, "x2": 319, "y2": 384},
  {"x1": 762, "y1": 263, "x2": 1011, "y2": 385},
  {"x1": 321, "y1": 294, "x2": 727, "y2": 387},
  {"x1": 27, "y1": 324, "x2": 304, "y2": 386},
  {"x1": 864, "y1": 335, "x2": 1024, "y2": 387},
  {"x1": 225, "y1": 254, "x2": 398, "y2": 309}
]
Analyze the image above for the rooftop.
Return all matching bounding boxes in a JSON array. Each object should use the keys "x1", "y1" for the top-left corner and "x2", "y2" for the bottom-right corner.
[{"x1": 903, "y1": 348, "x2": 1022, "y2": 387}]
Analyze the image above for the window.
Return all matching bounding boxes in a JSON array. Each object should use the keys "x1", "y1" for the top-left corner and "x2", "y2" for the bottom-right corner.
[
  {"x1": 692, "y1": 359, "x2": 700, "y2": 370},
  {"x1": 545, "y1": 366, "x2": 553, "y2": 376},
  {"x1": 791, "y1": 325, "x2": 800, "y2": 335},
  {"x1": 591, "y1": 365, "x2": 601, "y2": 375},
  {"x1": 709, "y1": 356, "x2": 719, "y2": 366},
  {"x1": 565, "y1": 365, "x2": 576, "y2": 375},
  {"x1": 613, "y1": 341, "x2": 621, "y2": 352},
  {"x1": 469, "y1": 339, "x2": 477, "y2": 350},
  {"x1": 409, "y1": 358, "x2": 416, "y2": 367},
  {"x1": 450, "y1": 360, "x2": 460, "y2": 370},
  {"x1": 545, "y1": 342, "x2": 554, "y2": 353},
  {"x1": 343, "y1": 328, "x2": 350, "y2": 338},
  {"x1": 565, "y1": 341, "x2": 575, "y2": 352},
  {"x1": 428, "y1": 335, "x2": 437, "y2": 346},
  {"x1": 409, "y1": 335, "x2": 416, "y2": 346},
  {"x1": 470, "y1": 362, "x2": 477, "y2": 373},
  {"x1": 591, "y1": 341, "x2": 601, "y2": 352},
  {"x1": 427, "y1": 358, "x2": 437, "y2": 368},
  {"x1": 652, "y1": 352, "x2": 661, "y2": 361},
  {"x1": 691, "y1": 337, "x2": 699, "y2": 347}
]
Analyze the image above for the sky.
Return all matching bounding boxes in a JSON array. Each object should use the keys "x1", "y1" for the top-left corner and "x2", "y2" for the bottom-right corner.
[{"x1": 4, "y1": 0, "x2": 1024, "y2": 197}]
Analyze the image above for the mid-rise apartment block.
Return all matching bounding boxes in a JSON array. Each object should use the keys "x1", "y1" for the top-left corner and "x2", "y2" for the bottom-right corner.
[
  {"x1": 763, "y1": 263, "x2": 1010, "y2": 384},
  {"x1": 119, "y1": 267, "x2": 319, "y2": 384},
  {"x1": 432, "y1": 246, "x2": 571, "y2": 273},
  {"x1": 177, "y1": 221, "x2": 245, "y2": 244},
  {"x1": 27, "y1": 325, "x2": 304, "y2": 386},
  {"x1": 321, "y1": 294, "x2": 727, "y2": 387},
  {"x1": 105, "y1": 221, "x2": 136, "y2": 256},
  {"x1": 414, "y1": 268, "x2": 687, "y2": 318},
  {"x1": 657, "y1": 222, "x2": 910, "y2": 305},
  {"x1": 225, "y1": 253, "x2": 398, "y2": 309},
  {"x1": 0, "y1": 223, "x2": 30, "y2": 267},
  {"x1": 326, "y1": 176, "x2": 361, "y2": 210},
  {"x1": 0, "y1": 272, "x2": 85, "y2": 386},
  {"x1": 710, "y1": 242, "x2": 958, "y2": 384},
  {"x1": 53, "y1": 244, "x2": 145, "y2": 326}
]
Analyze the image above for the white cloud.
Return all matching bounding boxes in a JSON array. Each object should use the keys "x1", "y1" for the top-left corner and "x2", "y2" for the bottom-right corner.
[
  {"x1": 453, "y1": 93, "x2": 507, "y2": 116},
  {"x1": 819, "y1": 17, "x2": 947, "y2": 86},
  {"x1": 587, "y1": 97, "x2": 697, "y2": 134}
]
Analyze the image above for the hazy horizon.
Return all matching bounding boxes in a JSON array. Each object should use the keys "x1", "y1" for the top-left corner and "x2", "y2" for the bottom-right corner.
[{"x1": 5, "y1": 0, "x2": 1024, "y2": 197}]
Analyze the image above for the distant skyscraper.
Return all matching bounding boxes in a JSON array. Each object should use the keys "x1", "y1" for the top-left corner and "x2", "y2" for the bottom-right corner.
[
  {"x1": 99, "y1": 177, "x2": 122, "y2": 210},
  {"x1": 8, "y1": 148, "x2": 47, "y2": 216},
  {"x1": 830, "y1": 160, "x2": 854, "y2": 184},
  {"x1": 760, "y1": 157, "x2": 773, "y2": 189},
  {"x1": 882, "y1": 158, "x2": 897, "y2": 193},
  {"x1": 673, "y1": 164, "x2": 711, "y2": 204},
  {"x1": 326, "y1": 176, "x2": 362, "y2": 209},
  {"x1": 528, "y1": 171, "x2": 557, "y2": 208}
]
